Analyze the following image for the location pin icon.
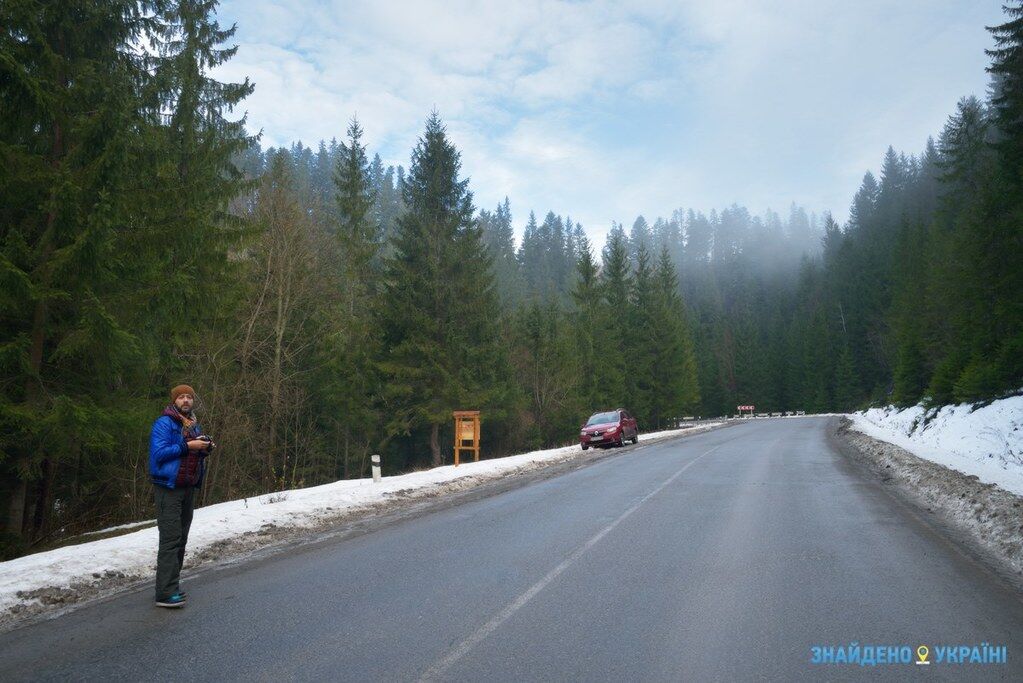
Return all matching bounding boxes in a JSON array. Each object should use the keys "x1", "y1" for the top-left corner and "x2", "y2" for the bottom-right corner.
[{"x1": 917, "y1": 645, "x2": 929, "y2": 664}]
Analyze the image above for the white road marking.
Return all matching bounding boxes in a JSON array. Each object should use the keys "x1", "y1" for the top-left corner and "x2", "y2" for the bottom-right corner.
[{"x1": 418, "y1": 444, "x2": 722, "y2": 681}]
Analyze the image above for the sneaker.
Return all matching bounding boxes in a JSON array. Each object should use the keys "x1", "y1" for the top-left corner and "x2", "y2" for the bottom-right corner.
[{"x1": 155, "y1": 593, "x2": 187, "y2": 608}]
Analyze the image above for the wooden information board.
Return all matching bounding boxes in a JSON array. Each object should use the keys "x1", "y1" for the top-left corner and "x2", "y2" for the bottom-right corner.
[{"x1": 452, "y1": 410, "x2": 480, "y2": 466}]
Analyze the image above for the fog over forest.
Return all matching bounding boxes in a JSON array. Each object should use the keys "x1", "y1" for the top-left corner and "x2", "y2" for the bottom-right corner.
[{"x1": 1, "y1": 1, "x2": 1020, "y2": 556}]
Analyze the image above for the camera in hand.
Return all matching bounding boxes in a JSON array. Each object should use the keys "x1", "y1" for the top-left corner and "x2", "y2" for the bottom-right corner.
[{"x1": 197, "y1": 434, "x2": 216, "y2": 450}]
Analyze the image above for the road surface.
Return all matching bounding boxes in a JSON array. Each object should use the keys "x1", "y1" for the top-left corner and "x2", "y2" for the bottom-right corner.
[{"x1": 1, "y1": 417, "x2": 1021, "y2": 681}]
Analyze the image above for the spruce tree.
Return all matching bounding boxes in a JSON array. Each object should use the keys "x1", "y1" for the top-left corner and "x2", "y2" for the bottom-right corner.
[
  {"x1": 335, "y1": 117, "x2": 378, "y2": 270},
  {"x1": 628, "y1": 245, "x2": 658, "y2": 422},
  {"x1": 518, "y1": 211, "x2": 543, "y2": 298},
  {"x1": 651, "y1": 247, "x2": 700, "y2": 423},
  {"x1": 629, "y1": 216, "x2": 652, "y2": 265},
  {"x1": 890, "y1": 218, "x2": 928, "y2": 407},
  {"x1": 602, "y1": 223, "x2": 632, "y2": 314},
  {"x1": 479, "y1": 198, "x2": 522, "y2": 305},
  {"x1": 0, "y1": 1, "x2": 159, "y2": 543},
  {"x1": 978, "y1": 5, "x2": 1023, "y2": 394},
  {"x1": 571, "y1": 235, "x2": 621, "y2": 412},
  {"x1": 327, "y1": 117, "x2": 381, "y2": 477},
  {"x1": 539, "y1": 211, "x2": 563, "y2": 300},
  {"x1": 833, "y1": 341, "x2": 861, "y2": 411},
  {"x1": 377, "y1": 113, "x2": 513, "y2": 466},
  {"x1": 600, "y1": 223, "x2": 631, "y2": 406},
  {"x1": 988, "y1": 2, "x2": 1023, "y2": 184}
]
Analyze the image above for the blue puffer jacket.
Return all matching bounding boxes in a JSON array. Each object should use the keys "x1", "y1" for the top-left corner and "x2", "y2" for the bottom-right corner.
[{"x1": 149, "y1": 412, "x2": 205, "y2": 489}]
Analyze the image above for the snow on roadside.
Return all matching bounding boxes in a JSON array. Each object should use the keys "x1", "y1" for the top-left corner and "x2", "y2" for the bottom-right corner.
[
  {"x1": 0, "y1": 422, "x2": 722, "y2": 617},
  {"x1": 850, "y1": 395, "x2": 1023, "y2": 496}
]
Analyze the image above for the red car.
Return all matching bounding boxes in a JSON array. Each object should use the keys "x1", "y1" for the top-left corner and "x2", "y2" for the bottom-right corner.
[{"x1": 580, "y1": 409, "x2": 639, "y2": 449}]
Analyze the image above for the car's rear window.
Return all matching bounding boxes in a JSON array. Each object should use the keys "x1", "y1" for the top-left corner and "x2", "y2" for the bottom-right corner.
[{"x1": 586, "y1": 411, "x2": 619, "y2": 425}]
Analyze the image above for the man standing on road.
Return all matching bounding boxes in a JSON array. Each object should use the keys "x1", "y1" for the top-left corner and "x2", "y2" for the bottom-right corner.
[{"x1": 149, "y1": 384, "x2": 213, "y2": 608}]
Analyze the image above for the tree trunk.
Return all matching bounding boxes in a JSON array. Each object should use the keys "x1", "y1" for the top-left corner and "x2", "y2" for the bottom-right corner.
[
  {"x1": 11, "y1": 278, "x2": 50, "y2": 542},
  {"x1": 31, "y1": 458, "x2": 56, "y2": 540},
  {"x1": 17, "y1": 53, "x2": 67, "y2": 541},
  {"x1": 19, "y1": 291, "x2": 51, "y2": 540},
  {"x1": 430, "y1": 422, "x2": 441, "y2": 467},
  {"x1": 266, "y1": 285, "x2": 286, "y2": 485},
  {"x1": 5, "y1": 480, "x2": 27, "y2": 537},
  {"x1": 342, "y1": 425, "x2": 350, "y2": 479}
]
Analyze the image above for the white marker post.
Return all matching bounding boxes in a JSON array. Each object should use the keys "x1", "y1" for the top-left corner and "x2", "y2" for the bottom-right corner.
[{"x1": 371, "y1": 454, "x2": 381, "y2": 483}]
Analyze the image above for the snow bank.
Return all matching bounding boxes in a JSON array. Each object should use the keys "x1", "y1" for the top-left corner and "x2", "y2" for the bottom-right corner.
[
  {"x1": 850, "y1": 396, "x2": 1023, "y2": 496},
  {"x1": 0, "y1": 423, "x2": 721, "y2": 617}
]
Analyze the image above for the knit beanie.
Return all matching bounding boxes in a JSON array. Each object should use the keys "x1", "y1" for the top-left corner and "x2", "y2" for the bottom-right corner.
[{"x1": 170, "y1": 384, "x2": 196, "y2": 402}]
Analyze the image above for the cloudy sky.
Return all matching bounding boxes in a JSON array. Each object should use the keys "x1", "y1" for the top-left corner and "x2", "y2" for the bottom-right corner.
[{"x1": 216, "y1": 0, "x2": 1003, "y2": 244}]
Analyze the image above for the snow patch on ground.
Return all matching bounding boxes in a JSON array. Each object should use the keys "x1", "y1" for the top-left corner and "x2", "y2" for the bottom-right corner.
[
  {"x1": 837, "y1": 419, "x2": 1023, "y2": 584},
  {"x1": 850, "y1": 396, "x2": 1023, "y2": 496},
  {"x1": 0, "y1": 422, "x2": 722, "y2": 624}
]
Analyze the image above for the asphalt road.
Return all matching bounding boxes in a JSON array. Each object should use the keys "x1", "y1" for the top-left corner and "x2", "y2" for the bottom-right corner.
[{"x1": 2, "y1": 417, "x2": 1022, "y2": 681}]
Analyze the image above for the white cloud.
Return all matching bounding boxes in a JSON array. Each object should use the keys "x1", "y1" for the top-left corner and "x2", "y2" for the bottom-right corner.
[{"x1": 217, "y1": 0, "x2": 1004, "y2": 245}]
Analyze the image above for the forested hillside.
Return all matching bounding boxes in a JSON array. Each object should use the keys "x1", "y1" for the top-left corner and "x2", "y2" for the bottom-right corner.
[{"x1": 1, "y1": 1, "x2": 1020, "y2": 557}]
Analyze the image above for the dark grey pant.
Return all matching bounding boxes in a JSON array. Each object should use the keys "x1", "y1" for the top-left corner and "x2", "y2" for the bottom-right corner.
[{"x1": 154, "y1": 484, "x2": 195, "y2": 600}]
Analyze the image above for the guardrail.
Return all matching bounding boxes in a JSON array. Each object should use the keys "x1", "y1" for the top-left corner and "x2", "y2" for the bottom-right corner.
[{"x1": 726, "y1": 410, "x2": 808, "y2": 419}]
